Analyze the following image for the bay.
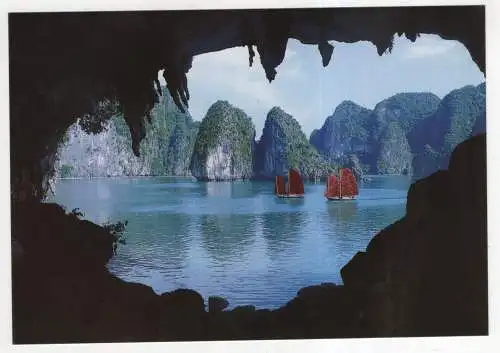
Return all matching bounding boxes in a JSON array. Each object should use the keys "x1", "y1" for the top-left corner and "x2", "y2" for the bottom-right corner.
[{"x1": 48, "y1": 175, "x2": 412, "y2": 309}]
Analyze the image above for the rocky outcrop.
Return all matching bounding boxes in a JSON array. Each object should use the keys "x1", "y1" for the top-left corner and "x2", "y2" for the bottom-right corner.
[
  {"x1": 254, "y1": 107, "x2": 334, "y2": 180},
  {"x1": 54, "y1": 117, "x2": 151, "y2": 178},
  {"x1": 311, "y1": 93, "x2": 442, "y2": 176},
  {"x1": 343, "y1": 154, "x2": 366, "y2": 182},
  {"x1": 310, "y1": 100, "x2": 373, "y2": 168},
  {"x1": 311, "y1": 88, "x2": 484, "y2": 178},
  {"x1": 411, "y1": 83, "x2": 486, "y2": 178},
  {"x1": 340, "y1": 133, "x2": 487, "y2": 336},
  {"x1": 190, "y1": 101, "x2": 255, "y2": 181},
  {"x1": 369, "y1": 92, "x2": 440, "y2": 174},
  {"x1": 375, "y1": 121, "x2": 413, "y2": 175},
  {"x1": 54, "y1": 91, "x2": 199, "y2": 178}
]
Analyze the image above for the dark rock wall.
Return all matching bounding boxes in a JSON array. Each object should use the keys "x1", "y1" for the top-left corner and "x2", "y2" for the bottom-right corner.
[{"x1": 340, "y1": 133, "x2": 487, "y2": 336}]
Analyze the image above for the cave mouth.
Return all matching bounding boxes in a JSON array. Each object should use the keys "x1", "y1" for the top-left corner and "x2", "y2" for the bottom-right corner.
[
  {"x1": 45, "y1": 32, "x2": 485, "y2": 311},
  {"x1": 10, "y1": 5, "x2": 487, "y2": 342}
]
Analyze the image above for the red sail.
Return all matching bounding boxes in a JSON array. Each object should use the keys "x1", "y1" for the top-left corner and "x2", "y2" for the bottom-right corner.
[
  {"x1": 275, "y1": 175, "x2": 286, "y2": 195},
  {"x1": 288, "y1": 169, "x2": 304, "y2": 195},
  {"x1": 325, "y1": 175, "x2": 340, "y2": 198},
  {"x1": 340, "y1": 168, "x2": 358, "y2": 197}
]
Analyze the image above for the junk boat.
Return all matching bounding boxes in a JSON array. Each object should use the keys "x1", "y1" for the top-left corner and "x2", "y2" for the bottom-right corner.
[
  {"x1": 324, "y1": 168, "x2": 358, "y2": 200},
  {"x1": 275, "y1": 168, "x2": 305, "y2": 198}
]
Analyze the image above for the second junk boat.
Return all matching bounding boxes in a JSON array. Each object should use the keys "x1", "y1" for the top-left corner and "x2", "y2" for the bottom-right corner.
[
  {"x1": 275, "y1": 168, "x2": 305, "y2": 198},
  {"x1": 324, "y1": 168, "x2": 359, "y2": 200}
]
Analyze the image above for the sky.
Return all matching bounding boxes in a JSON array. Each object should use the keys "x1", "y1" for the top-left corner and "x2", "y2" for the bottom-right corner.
[{"x1": 163, "y1": 34, "x2": 485, "y2": 140}]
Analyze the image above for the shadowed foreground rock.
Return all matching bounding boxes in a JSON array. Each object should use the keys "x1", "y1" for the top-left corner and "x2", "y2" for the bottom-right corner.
[{"x1": 11, "y1": 134, "x2": 487, "y2": 343}]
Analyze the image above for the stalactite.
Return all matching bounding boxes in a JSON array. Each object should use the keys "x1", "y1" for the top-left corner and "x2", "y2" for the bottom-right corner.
[
  {"x1": 318, "y1": 41, "x2": 334, "y2": 67},
  {"x1": 248, "y1": 44, "x2": 255, "y2": 67}
]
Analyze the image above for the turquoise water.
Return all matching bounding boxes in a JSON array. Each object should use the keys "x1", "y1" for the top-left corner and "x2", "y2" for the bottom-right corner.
[{"x1": 49, "y1": 176, "x2": 413, "y2": 309}]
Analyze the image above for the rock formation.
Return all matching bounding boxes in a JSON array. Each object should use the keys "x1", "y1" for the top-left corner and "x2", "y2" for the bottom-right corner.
[
  {"x1": 54, "y1": 117, "x2": 151, "y2": 178},
  {"x1": 375, "y1": 121, "x2": 413, "y2": 175},
  {"x1": 310, "y1": 100, "x2": 373, "y2": 169},
  {"x1": 312, "y1": 87, "x2": 484, "y2": 178},
  {"x1": 190, "y1": 101, "x2": 255, "y2": 181},
  {"x1": 254, "y1": 107, "x2": 333, "y2": 180},
  {"x1": 341, "y1": 133, "x2": 487, "y2": 336},
  {"x1": 411, "y1": 83, "x2": 486, "y2": 177},
  {"x1": 55, "y1": 91, "x2": 199, "y2": 178}
]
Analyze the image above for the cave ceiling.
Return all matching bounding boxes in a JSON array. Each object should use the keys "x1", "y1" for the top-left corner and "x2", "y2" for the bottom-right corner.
[{"x1": 8, "y1": 6, "x2": 485, "y2": 197}]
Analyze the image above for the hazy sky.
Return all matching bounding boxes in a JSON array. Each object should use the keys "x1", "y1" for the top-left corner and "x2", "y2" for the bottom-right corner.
[{"x1": 161, "y1": 34, "x2": 485, "y2": 139}]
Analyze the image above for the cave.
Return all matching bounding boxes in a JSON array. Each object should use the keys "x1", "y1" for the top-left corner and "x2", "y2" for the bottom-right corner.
[{"x1": 9, "y1": 5, "x2": 487, "y2": 343}]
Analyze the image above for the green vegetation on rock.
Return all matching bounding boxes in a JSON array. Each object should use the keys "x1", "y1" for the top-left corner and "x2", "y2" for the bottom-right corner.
[
  {"x1": 55, "y1": 82, "x2": 485, "y2": 182},
  {"x1": 255, "y1": 107, "x2": 336, "y2": 180},
  {"x1": 310, "y1": 100, "x2": 372, "y2": 174},
  {"x1": 369, "y1": 92, "x2": 440, "y2": 174},
  {"x1": 55, "y1": 89, "x2": 199, "y2": 178},
  {"x1": 376, "y1": 121, "x2": 413, "y2": 175},
  {"x1": 190, "y1": 101, "x2": 255, "y2": 180},
  {"x1": 312, "y1": 87, "x2": 484, "y2": 178},
  {"x1": 411, "y1": 83, "x2": 486, "y2": 176}
]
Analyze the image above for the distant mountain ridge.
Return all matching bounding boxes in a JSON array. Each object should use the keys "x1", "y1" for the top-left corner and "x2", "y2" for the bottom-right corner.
[
  {"x1": 311, "y1": 83, "x2": 485, "y2": 178},
  {"x1": 55, "y1": 82, "x2": 486, "y2": 181}
]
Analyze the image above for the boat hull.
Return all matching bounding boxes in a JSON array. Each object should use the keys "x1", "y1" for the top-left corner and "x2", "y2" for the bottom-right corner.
[
  {"x1": 325, "y1": 195, "x2": 356, "y2": 200},
  {"x1": 276, "y1": 194, "x2": 305, "y2": 198}
]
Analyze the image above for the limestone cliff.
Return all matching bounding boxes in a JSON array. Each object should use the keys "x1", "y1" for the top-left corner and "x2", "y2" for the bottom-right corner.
[
  {"x1": 370, "y1": 92, "x2": 440, "y2": 175},
  {"x1": 190, "y1": 101, "x2": 255, "y2": 181},
  {"x1": 254, "y1": 107, "x2": 334, "y2": 180},
  {"x1": 54, "y1": 91, "x2": 199, "y2": 178},
  {"x1": 411, "y1": 83, "x2": 486, "y2": 178},
  {"x1": 310, "y1": 100, "x2": 373, "y2": 168}
]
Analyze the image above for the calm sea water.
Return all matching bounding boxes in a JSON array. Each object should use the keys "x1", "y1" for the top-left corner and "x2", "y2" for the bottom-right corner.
[{"x1": 49, "y1": 176, "x2": 413, "y2": 309}]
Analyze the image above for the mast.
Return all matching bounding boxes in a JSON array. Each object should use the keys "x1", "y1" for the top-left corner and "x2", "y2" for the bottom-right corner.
[
  {"x1": 287, "y1": 170, "x2": 291, "y2": 194},
  {"x1": 339, "y1": 168, "x2": 343, "y2": 198}
]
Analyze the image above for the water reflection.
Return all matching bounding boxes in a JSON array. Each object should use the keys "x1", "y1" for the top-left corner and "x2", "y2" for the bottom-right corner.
[
  {"x1": 366, "y1": 175, "x2": 414, "y2": 190},
  {"x1": 273, "y1": 197, "x2": 305, "y2": 207},
  {"x1": 50, "y1": 179, "x2": 116, "y2": 224},
  {"x1": 262, "y1": 211, "x2": 306, "y2": 256},
  {"x1": 202, "y1": 180, "x2": 271, "y2": 199},
  {"x1": 52, "y1": 176, "x2": 411, "y2": 308},
  {"x1": 108, "y1": 213, "x2": 192, "y2": 276},
  {"x1": 199, "y1": 214, "x2": 257, "y2": 263},
  {"x1": 204, "y1": 182, "x2": 233, "y2": 198},
  {"x1": 326, "y1": 201, "x2": 358, "y2": 223}
]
